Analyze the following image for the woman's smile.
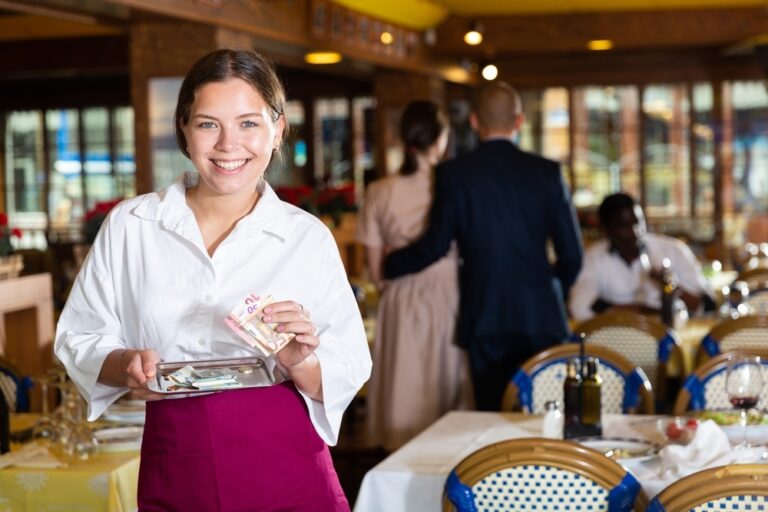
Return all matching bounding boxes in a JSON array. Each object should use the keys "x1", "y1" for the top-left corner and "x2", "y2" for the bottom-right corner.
[{"x1": 210, "y1": 158, "x2": 252, "y2": 173}]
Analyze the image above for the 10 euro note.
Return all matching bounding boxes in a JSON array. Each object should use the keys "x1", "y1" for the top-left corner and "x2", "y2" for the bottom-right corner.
[{"x1": 224, "y1": 293, "x2": 295, "y2": 356}]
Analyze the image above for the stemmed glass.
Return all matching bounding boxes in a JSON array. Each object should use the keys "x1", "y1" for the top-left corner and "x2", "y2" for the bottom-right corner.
[{"x1": 725, "y1": 354, "x2": 765, "y2": 448}]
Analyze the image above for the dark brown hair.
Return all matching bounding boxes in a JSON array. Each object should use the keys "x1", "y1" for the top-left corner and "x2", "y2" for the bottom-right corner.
[
  {"x1": 399, "y1": 100, "x2": 448, "y2": 176},
  {"x1": 174, "y1": 49, "x2": 288, "y2": 159}
]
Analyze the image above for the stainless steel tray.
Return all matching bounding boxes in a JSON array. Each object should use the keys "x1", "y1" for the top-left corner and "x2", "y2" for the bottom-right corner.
[{"x1": 148, "y1": 356, "x2": 285, "y2": 394}]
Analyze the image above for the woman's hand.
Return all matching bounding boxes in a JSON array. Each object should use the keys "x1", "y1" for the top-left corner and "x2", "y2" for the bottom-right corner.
[
  {"x1": 120, "y1": 349, "x2": 164, "y2": 400},
  {"x1": 262, "y1": 300, "x2": 323, "y2": 401},
  {"x1": 262, "y1": 300, "x2": 319, "y2": 370}
]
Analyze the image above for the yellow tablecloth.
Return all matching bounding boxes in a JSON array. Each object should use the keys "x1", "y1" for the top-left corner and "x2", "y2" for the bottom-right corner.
[{"x1": 0, "y1": 448, "x2": 139, "y2": 512}]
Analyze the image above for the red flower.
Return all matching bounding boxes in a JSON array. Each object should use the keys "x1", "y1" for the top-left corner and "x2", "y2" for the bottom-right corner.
[
  {"x1": 10, "y1": 228, "x2": 22, "y2": 238},
  {"x1": 0, "y1": 213, "x2": 7, "y2": 226}
]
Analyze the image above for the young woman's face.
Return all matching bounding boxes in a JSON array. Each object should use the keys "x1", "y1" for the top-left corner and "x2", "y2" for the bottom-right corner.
[{"x1": 181, "y1": 78, "x2": 284, "y2": 197}]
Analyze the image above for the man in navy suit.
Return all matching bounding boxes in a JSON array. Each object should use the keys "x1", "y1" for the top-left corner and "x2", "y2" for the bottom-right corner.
[{"x1": 384, "y1": 82, "x2": 583, "y2": 410}]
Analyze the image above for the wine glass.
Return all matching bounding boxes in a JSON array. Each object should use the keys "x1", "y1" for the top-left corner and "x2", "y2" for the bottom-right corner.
[{"x1": 725, "y1": 354, "x2": 765, "y2": 448}]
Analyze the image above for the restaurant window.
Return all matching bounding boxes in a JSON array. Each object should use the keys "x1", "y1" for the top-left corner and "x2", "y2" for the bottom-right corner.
[
  {"x1": 314, "y1": 98, "x2": 351, "y2": 185},
  {"x1": 692, "y1": 83, "x2": 715, "y2": 219},
  {"x1": 643, "y1": 84, "x2": 690, "y2": 221},
  {"x1": 520, "y1": 88, "x2": 571, "y2": 188},
  {"x1": 113, "y1": 107, "x2": 136, "y2": 199},
  {"x1": 724, "y1": 80, "x2": 768, "y2": 247},
  {"x1": 3, "y1": 106, "x2": 135, "y2": 248},
  {"x1": 572, "y1": 85, "x2": 640, "y2": 208},
  {"x1": 268, "y1": 100, "x2": 306, "y2": 187},
  {"x1": 4, "y1": 111, "x2": 46, "y2": 247},
  {"x1": 149, "y1": 77, "x2": 186, "y2": 191},
  {"x1": 47, "y1": 109, "x2": 83, "y2": 235}
]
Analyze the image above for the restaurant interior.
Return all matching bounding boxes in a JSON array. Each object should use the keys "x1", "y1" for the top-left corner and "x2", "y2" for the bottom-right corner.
[{"x1": 0, "y1": 0, "x2": 768, "y2": 510}]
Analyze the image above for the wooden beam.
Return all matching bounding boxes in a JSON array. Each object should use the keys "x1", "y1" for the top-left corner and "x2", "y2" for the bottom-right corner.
[
  {"x1": 492, "y1": 49, "x2": 764, "y2": 88},
  {"x1": 0, "y1": 35, "x2": 128, "y2": 78},
  {"x1": 434, "y1": 8, "x2": 768, "y2": 56}
]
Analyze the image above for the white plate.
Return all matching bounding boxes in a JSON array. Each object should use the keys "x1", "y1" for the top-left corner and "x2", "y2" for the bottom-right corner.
[
  {"x1": 575, "y1": 437, "x2": 659, "y2": 463},
  {"x1": 94, "y1": 426, "x2": 143, "y2": 452},
  {"x1": 721, "y1": 424, "x2": 768, "y2": 446},
  {"x1": 102, "y1": 401, "x2": 146, "y2": 425}
]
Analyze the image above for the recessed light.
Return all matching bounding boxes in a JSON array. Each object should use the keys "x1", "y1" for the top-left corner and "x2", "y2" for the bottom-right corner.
[
  {"x1": 380, "y1": 31, "x2": 394, "y2": 45},
  {"x1": 588, "y1": 40, "x2": 613, "y2": 51},
  {"x1": 304, "y1": 52, "x2": 343, "y2": 65},
  {"x1": 481, "y1": 64, "x2": 498, "y2": 81}
]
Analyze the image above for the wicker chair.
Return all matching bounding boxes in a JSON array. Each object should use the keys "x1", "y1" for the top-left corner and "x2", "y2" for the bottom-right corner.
[
  {"x1": 443, "y1": 437, "x2": 647, "y2": 512},
  {"x1": 673, "y1": 351, "x2": 768, "y2": 416},
  {"x1": 502, "y1": 343, "x2": 654, "y2": 414},
  {"x1": 734, "y1": 267, "x2": 768, "y2": 290},
  {"x1": 695, "y1": 314, "x2": 768, "y2": 366},
  {"x1": 572, "y1": 311, "x2": 683, "y2": 406},
  {"x1": 0, "y1": 355, "x2": 33, "y2": 412},
  {"x1": 646, "y1": 464, "x2": 768, "y2": 511}
]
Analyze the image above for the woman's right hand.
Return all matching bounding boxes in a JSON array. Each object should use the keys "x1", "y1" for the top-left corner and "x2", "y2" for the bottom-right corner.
[{"x1": 121, "y1": 349, "x2": 164, "y2": 400}]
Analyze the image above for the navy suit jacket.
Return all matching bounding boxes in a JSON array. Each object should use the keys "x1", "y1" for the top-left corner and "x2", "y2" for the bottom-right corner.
[{"x1": 384, "y1": 140, "x2": 583, "y2": 346}]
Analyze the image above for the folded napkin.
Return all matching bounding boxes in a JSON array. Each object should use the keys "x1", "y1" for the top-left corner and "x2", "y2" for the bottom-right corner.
[
  {"x1": 659, "y1": 420, "x2": 763, "y2": 479},
  {"x1": 0, "y1": 443, "x2": 67, "y2": 470}
]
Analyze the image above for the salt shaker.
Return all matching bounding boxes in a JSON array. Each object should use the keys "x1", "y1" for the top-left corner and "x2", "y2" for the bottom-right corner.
[{"x1": 542, "y1": 400, "x2": 563, "y2": 439}]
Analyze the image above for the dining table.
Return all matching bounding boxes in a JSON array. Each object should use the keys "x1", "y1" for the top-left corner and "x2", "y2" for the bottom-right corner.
[
  {"x1": 352, "y1": 410, "x2": 763, "y2": 512},
  {"x1": 1, "y1": 412, "x2": 140, "y2": 512}
]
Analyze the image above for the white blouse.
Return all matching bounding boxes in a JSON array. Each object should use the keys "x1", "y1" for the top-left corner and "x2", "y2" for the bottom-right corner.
[
  {"x1": 55, "y1": 173, "x2": 371, "y2": 445},
  {"x1": 568, "y1": 232, "x2": 713, "y2": 322}
]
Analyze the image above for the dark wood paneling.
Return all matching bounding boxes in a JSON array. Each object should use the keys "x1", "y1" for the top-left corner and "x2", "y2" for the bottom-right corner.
[
  {"x1": 434, "y1": 8, "x2": 768, "y2": 56},
  {"x1": 0, "y1": 35, "x2": 129, "y2": 77},
  {"x1": 493, "y1": 49, "x2": 764, "y2": 88},
  {"x1": 0, "y1": 74, "x2": 130, "y2": 110}
]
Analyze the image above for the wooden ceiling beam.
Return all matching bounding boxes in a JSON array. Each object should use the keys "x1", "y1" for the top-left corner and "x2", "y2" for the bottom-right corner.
[{"x1": 434, "y1": 7, "x2": 768, "y2": 56}]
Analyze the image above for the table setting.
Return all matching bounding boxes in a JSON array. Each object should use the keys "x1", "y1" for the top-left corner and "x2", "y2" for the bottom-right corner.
[{"x1": 354, "y1": 409, "x2": 768, "y2": 512}]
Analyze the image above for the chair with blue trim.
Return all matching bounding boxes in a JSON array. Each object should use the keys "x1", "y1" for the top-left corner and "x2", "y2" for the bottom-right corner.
[
  {"x1": 443, "y1": 437, "x2": 648, "y2": 512},
  {"x1": 0, "y1": 355, "x2": 33, "y2": 413},
  {"x1": 646, "y1": 464, "x2": 768, "y2": 511},
  {"x1": 501, "y1": 343, "x2": 654, "y2": 414},
  {"x1": 572, "y1": 311, "x2": 683, "y2": 411},
  {"x1": 673, "y1": 350, "x2": 768, "y2": 416},
  {"x1": 695, "y1": 314, "x2": 768, "y2": 366}
]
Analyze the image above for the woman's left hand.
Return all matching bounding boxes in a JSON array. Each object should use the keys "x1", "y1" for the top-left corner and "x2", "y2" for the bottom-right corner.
[{"x1": 262, "y1": 300, "x2": 319, "y2": 370}]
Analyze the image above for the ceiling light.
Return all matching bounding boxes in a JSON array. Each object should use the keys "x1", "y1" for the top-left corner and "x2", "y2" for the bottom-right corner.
[
  {"x1": 481, "y1": 64, "x2": 498, "y2": 81},
  {"x1": 380, "y1": 31, "x2": 394, "y2": 45},
  {"x1": 304, "y1": 51, "x2": 343, "y2": 65},
  {"x1": 464, "y1": 21, "x2": 483, "y2": 46},
  {"x1": 587, "y1": 39, "x2": 613, "y2": 51}
]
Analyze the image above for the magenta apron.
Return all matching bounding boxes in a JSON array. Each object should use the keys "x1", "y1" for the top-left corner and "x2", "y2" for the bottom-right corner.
[{"x1": 137, "y1": 381, "x2": 349, "y2": 512}]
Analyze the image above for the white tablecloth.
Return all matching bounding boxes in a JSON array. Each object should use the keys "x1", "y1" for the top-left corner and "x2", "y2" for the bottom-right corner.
[{"x1": 352, "y1": 411, "x2": 691, "y2": 512}]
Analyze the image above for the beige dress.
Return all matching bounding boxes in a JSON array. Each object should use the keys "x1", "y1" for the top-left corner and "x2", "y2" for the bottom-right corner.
[{"x1": 356, "y1": 168, "x2": 473, "y2": 451}]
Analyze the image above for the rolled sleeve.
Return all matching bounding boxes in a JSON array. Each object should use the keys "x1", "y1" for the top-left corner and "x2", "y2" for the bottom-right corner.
[
  {"x1": 296, "y1": 235, "x2": 372, "y2": 445},
  {"x1": 54, "y1": 216, "x2": 129, "y2": 421}
]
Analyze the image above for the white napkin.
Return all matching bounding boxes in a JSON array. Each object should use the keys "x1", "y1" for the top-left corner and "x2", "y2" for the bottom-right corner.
[
  {"x1": 0, "y1": 443, "x2": 67, "y2": 470},
  {"x1": 659, "y1": 420, "x2": 763, "y2": 479}
]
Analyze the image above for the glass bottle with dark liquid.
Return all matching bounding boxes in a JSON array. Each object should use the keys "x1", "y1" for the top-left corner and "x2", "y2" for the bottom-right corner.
[
  {"x1": 581, "y1": 357, "x2": 603, "y2": 437},
  {"x1": 563, "y1": 357, "x2": 582, "y2": 439}
]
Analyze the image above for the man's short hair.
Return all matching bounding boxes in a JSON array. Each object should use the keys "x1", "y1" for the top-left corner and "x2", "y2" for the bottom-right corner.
[
  {"x1": 598, "y1": 192, "x2": 637, "y2": 227},
  {"x1": 471, "y1": 81, "x2": 522, "y2": 132}
]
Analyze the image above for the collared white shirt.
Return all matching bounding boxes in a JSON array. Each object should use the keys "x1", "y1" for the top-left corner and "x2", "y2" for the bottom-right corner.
[
  {"x1": 55, "y1": 172, "x2": 371, "y2": 445},
  {"x1": 569, "y1": 232, "x2": 713, "y2": 322}
]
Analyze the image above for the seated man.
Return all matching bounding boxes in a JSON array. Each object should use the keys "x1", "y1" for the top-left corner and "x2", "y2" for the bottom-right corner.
[{"x1": 569, "y1": 192, "x2": 714, "y2": 322}]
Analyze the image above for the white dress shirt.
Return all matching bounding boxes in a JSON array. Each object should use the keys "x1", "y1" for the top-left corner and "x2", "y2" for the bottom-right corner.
[
  {"x1": 569, "y1": 232, "x2": 713, "y2": 322},
  {"x1": 55, "y1": 172, "x2": 372, "y2": 446}
]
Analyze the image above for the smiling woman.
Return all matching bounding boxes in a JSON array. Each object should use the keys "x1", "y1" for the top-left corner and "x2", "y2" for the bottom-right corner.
[{"x1": 54, "y1": 48, "x2": 371, "y2": 512}]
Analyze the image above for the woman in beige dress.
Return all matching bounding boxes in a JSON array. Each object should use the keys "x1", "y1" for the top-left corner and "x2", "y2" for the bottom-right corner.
[{"x1": 357, "y1": 101, "x2": 472, "y2": 451}]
